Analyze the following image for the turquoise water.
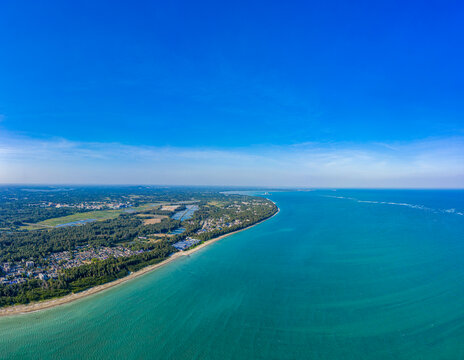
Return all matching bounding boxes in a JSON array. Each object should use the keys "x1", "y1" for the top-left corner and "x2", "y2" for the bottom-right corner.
[{"x1": 1, "y1": 190, "x2": 464, "y2": 359}]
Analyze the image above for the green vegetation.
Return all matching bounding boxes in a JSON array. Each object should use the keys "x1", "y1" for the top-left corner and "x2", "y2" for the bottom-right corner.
[
  {"x1": 21, "y1": 204, "x2": 162, "y2": 229},
  {"x1": 37, "y1": 210, "x2": 121, "y2": 226},
  {"x1": 20, "y1": 210, "x2": 121, "y2": 230},
  {"x1": 0, "y1": 241, "x2": 173, "y2": 307},
  {"x1": 1, "y1": 215, "x2": 181, "y2": 263},
  {"x1": 0, "y1": 186, "x2": 278, "y2": 308}
]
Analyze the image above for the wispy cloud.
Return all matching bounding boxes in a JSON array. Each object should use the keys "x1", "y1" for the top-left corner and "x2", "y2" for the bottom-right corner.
[{"x1": 0, "y1": 132, "x2": 463, "y2": 188}]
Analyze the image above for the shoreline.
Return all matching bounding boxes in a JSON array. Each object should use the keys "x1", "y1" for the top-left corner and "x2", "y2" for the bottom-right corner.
[{"x1": 0, "y1": 206, "x2": 279, "y2": 318}]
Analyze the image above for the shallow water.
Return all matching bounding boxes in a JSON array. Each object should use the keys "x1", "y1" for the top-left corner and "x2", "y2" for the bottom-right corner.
[{"x1": 1, "y1": 190, "x2": 464, "y2": 359}]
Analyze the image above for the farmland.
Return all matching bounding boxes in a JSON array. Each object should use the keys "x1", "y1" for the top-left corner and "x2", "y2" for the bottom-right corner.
[{"x1": 21, "y1": 204, "x2": 160, "y2": 229}]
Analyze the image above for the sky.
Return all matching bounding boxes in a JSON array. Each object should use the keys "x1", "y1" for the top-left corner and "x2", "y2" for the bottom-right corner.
[{"x1": 0, "y1": 0, "x2": 463, "y2": 187}]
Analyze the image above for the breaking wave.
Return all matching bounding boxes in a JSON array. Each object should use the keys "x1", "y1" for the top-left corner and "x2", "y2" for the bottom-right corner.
[{"x1": 324, "y1": 195, "x2": 463, "y2": 216}]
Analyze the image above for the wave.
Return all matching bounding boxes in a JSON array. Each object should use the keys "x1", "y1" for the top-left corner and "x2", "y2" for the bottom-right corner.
[{"x1": 323, "y1": 195, "x2": 463, "y2": 216}]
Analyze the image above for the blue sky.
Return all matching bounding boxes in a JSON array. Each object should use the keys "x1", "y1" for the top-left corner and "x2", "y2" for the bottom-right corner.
[{"x1": 0, "y1": 0, "x2": 463, "y2": 187}]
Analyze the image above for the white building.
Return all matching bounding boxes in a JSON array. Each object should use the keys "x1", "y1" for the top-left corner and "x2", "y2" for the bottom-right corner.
[{"x1": 38, "y1": 273, "x2": 48, "y2": 281}]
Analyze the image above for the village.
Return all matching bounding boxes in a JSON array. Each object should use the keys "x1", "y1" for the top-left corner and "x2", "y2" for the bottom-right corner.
[
  {"x1": 35, "y1": 200, "x2": 133, "y2": 210},
  {"x1": 0, "y1": 245, "x2": 149, "y2": 285},
  {"x1": 1, "y1": 198, "x2": 274, "y2": 289},
  {"x1": 0, "y1": 216, "x2": 243, "y2": 286}
]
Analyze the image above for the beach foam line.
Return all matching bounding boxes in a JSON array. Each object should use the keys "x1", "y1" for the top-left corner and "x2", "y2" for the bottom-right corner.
[{"x1": 323, "y1": 195, "x2": 463, "y2": 217}]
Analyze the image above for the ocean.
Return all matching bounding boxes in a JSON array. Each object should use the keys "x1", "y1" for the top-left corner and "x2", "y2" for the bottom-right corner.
[{"x1": 1, "y1": 190, "x2": 464, "y2": 359}]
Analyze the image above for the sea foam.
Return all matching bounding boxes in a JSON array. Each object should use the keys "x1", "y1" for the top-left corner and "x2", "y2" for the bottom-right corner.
[{"x1": 324, "y1": 195, "x2": 463, "y2": 216}]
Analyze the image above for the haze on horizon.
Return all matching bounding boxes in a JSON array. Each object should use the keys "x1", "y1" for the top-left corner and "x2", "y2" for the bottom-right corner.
[{"x1": 0, "y1": 1, "x2": 463, "y2": 188}]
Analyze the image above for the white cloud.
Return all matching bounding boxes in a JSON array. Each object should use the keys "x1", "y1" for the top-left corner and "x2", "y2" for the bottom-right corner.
[{"x1": 0, "y1": 132, "x2": 463, "y2": 188}]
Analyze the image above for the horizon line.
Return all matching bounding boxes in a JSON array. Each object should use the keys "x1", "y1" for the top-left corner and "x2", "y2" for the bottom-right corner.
[{"x1": 1, "y1": 183, "x2": 463, "y2": 190}]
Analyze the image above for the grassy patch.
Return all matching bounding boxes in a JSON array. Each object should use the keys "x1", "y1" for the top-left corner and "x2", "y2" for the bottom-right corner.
[
  {"x1": 37, "y1": 210, "x2": 122, "y2": 227},
  {"x1": 207, "y1": 201, "x2": 226, "y2": 207},
  {"x1": 21, "y1": 203, "x2": 161, "y2": 229}
]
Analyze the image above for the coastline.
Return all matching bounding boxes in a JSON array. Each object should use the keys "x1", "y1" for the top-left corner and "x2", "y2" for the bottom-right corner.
[{"x1": 0, "y1": 205, "x2": 279, "y2": 318}]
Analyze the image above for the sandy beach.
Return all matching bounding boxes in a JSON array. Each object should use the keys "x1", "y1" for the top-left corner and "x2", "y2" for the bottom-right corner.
[{"x1": 0, "y1": 207, "x2": 279, "y2": 317}]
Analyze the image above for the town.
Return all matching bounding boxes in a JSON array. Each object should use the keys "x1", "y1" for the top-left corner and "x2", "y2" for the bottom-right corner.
[
  {"x1": 34, "y1": 200, "x2": 133, "y2": 210},
  {"x1": 0, "y1": 209, "x2": 252, "y2": 286},
  {"x1": 1, "y1": 245, "x2": 147, "y2": 285},
  {"x1": 0, "y1": 237, "x2": 205, "y2": 285}
]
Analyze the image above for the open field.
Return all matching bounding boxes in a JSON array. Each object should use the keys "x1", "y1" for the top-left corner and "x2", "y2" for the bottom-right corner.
[
  {"x1": 161, "y1": 205, "x2": 179, "y2": 211},
  {"x1": 41, "y1": 210, "x2": 121, "y2": 226},
  {"x1": 207, "y1": 201, "x2": 226, "y2": 207},
  {"x1": 21, "y1": 204, "x2": 161, "y2": 229},
  {"x1": 150, "y1": 233, "x2": 174, "y2": 237},
  {"x1": 136, "y1": 214, "x2": 169, "y2": 225},
  {"x1": 143, "y1": 217, "x2": 164, "y2": 225}
]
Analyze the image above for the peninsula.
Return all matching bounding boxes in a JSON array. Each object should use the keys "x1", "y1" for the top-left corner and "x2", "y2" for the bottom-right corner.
[{"x1": 0, "y1": 186, "x2": 278, "y2": 313}]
